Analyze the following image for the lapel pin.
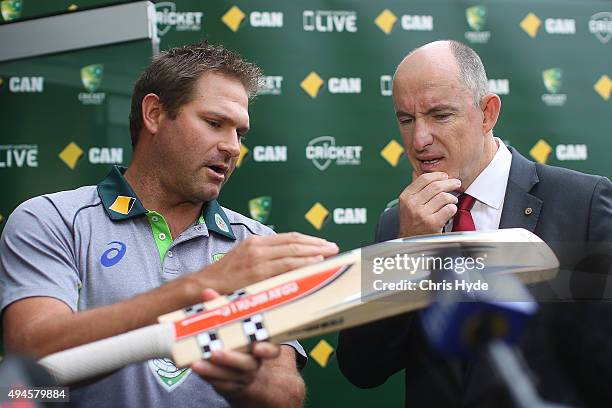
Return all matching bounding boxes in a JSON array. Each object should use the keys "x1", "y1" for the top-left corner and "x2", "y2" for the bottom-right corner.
[{"x1": 524, "y1": 207, "x2": 533, "y2": 216}]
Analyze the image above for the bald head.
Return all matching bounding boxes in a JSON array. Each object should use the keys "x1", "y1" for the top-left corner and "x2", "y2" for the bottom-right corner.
[
  {"x1": 391, "y1": 39, "x2": 501, "y2": 190},
  {"x1": 394, "y1": 40, "x2": 488, "y2": 106}
]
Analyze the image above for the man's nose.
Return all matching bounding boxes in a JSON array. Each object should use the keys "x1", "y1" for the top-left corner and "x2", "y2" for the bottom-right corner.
[
  {"x1": 412, "y1": 119, "x2": 434, "y2": 151},
  {"x1": 218, "y1": 131, "x2": 241, "y2": 158}
]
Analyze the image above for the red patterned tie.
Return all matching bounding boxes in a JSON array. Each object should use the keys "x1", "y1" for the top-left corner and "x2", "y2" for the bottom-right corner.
[{"x1": 451, "y1": 194, "x2": 476, "y2": 232}]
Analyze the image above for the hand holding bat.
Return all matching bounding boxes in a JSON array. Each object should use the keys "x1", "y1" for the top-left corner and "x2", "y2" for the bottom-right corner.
[
  {"x1": 181, "y1": 232, "x2": 339, "y2": 299},
  {"x1": 191, "y1": 289, "x2": 281, "y2": 400}
]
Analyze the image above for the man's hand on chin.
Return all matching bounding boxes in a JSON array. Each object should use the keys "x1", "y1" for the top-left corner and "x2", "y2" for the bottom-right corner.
[{"x1": 398, "y1": 171, "x2": 461, "y2": 237}]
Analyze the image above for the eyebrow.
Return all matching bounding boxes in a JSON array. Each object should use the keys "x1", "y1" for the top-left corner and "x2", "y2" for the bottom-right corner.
[
  {"x1": 426, "y1": 105, "x2": 458, "y2": 115},
  {"x1": 396, "y1": 104, "x2": 459, "y2": 119}
]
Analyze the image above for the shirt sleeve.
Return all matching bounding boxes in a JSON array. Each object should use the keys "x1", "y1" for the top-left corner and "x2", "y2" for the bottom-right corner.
[{"x1": 0, "y1": 196, "x2": 81, "y2": 313}]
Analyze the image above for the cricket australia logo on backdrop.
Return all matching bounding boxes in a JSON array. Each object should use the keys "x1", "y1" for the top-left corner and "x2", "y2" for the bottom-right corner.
[
  {"x1": 148, "y1": 359, "x2": 191, "y2": 392},
  {"x1": 249, "y1": 196, "x2": 272, "y2": 223},
  {"x1": 155, "y1": 2, "x2": 203, "y2": 36},
  {"x1": 541, "y1": 68, "x2": 567, "y2": 107},
  {"x1": 589, "y1": 12, "x2": 612, "y2": 44},
  {"x1": 306, "y1": 136, "x2": 362, "y2": 171},
  {"x1": 78, "y1": 64, "x2": 106, "y2": 105},
  {"x1": 464, "y1": 5, "x2": 490, "y2": 44},
  {"x1": 1, "y1": 0, "x2": 22, "y2": 22},
  {"x1": 257, "y1": 76, "x2": 283, "y2": 95}
]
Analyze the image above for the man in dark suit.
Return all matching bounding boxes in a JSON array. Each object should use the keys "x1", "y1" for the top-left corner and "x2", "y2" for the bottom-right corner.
[{"x1": 337, "y1": 40, "x2": 612, "y2": 407}]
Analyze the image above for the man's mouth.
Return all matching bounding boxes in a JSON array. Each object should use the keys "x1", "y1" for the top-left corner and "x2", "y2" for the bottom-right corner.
[
  {"x1": 206, "y1": 164, "x2": 228, "y2": 179},
  {"x1": 416, "y1": 156, "x2": 444, "y2": 171}
]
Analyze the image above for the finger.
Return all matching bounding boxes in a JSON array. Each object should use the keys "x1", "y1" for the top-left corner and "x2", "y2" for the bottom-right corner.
[
  {"x1": 417, "y1": 179, "x2": 461, "y2": 205},
  {"x1": 256, "y1": 232, "x2": 332, "y2": 247},
  {"x1": 251, "y1": 342, "x2": 281, "y2": 359},
  {"x1": 433, "y1": 203, "x2": 458, "y2": 227},
  {"x1": 209, "y1": 349, "x2": 261, "y2": 372},
  {"x1": 208, "y1": 379, "x2": 249, "y2": 394},
  {"x1": 257, "y1": 255, "x2": 326, "y2": 278},
  {"x1": 256, "y1": 242, "x2": 339, "y2": 260},
  {"x1": 405, "y1": 172, "x2": 449, "y2": 195},
  {"x1": 201, "y1": 288, "x2": 220, "y2": 302},
  {"x1": 191, "y1": 359, "x2": 256, "y2": 383},
  {"x1": 424, "y1": 192, "x2": 458, "y2": 214}
]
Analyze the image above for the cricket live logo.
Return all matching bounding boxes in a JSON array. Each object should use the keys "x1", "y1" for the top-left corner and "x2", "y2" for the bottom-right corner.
[{"x1": 174, "y1": 264, "x2": 349, "y2": 339}]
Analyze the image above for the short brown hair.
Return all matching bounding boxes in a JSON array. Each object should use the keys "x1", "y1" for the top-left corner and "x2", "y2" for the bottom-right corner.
[{"x1": 129, "y1": 41, "x2": 262, "y2": 147}]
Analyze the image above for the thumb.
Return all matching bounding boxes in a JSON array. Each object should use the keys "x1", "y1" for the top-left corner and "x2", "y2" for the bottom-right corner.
[
  {"x1": 411, "y1": 170, "x2": 418, "y2": 182},
  {"x1": 201, "y1": 288, "x2": 220, "y2": 302}
]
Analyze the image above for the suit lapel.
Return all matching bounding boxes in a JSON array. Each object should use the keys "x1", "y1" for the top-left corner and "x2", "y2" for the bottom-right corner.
[
  {"x1": 464, "y1": 147, "x2": 544, "y2": 406},
  {"x1": 499, "y1": 147, "x2": 542, "y2": 233}
]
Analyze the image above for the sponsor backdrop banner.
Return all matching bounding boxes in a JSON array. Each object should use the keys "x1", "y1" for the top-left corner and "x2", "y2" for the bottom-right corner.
[{"x1": 1, "y1": 0, "x2": 611, "y2": 406}]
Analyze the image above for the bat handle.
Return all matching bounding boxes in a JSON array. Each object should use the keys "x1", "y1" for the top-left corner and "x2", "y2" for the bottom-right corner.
[{"x1": 38, "y1": 323, "x2": 176, "y2": 385}]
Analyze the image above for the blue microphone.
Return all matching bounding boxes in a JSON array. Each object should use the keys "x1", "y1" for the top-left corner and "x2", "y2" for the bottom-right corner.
[
  {"x1": 421, "y1": 254, "x2": 569, "y2": 408},
  {"x1": 421, "y1": 268, "x2": 537, "y2": 359}
]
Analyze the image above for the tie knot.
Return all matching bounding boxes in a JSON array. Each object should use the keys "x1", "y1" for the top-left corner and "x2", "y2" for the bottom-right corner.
[{"x1": 457, "y1": 193, "x2": 476, "y2": 211}]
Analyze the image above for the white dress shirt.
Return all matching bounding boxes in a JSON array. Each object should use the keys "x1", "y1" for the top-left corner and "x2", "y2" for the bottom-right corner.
[{"x1": 445, "y1": 138, "x2": 512, "y2": 232}]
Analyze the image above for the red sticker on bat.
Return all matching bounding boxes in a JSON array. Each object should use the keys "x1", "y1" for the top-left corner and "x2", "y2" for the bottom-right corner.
[{"x1": 174, "y1": 264, "x2": 350, "y2": 339}]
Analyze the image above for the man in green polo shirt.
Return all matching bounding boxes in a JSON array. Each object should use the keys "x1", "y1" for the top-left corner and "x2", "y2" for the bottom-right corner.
[{"x1": 0, "y1": 42, "x2": 338, "y2": 407}]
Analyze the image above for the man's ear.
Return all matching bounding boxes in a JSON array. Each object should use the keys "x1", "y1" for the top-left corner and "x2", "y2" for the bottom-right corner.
[
  {"x1": 481, "y1": 93, "x2": 501, "y2": 134},
  {"x1": 141, "y1": 93, "x2": 163, "y2": 135}
]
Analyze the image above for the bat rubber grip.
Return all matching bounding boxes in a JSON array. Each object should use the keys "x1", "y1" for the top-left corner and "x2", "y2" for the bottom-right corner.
[{"x1": 37, "y1": 323, "x2": 176, "y2": 385}]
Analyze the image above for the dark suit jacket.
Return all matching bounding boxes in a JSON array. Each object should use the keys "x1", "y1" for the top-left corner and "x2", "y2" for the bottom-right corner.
[{"x1": 337, "y1": 147, "x2": 612, "y2": 407}]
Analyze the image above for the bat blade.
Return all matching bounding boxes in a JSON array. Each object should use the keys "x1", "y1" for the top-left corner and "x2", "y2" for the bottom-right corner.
[{"x1": 168, "y1": 228, "x2": 558, "y2": 366}]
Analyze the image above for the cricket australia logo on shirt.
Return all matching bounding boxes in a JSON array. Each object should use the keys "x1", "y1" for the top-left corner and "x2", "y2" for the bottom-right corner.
[
  {"x1": 148, "y1": 359, "x2": 191, "y2": 392},
  {"x1": 214, "y1": 213, "x2": 229, "y2": 232}
]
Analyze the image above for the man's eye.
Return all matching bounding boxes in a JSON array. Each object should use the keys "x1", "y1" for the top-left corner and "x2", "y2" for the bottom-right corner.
[
  {"x1": 206, "y1": 120, "x2": 221, "y2": 128},
  {"x1": 400, "y1": 118, "x2": 414, "y2": 125},
  {"x1": 435, "y1": 113, "x2": 451, "y2": 120}
]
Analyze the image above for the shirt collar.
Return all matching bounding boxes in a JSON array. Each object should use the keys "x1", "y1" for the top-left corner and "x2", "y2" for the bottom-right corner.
[
  {"x1": 97, "y1": 165, "x2": 236, "y2": 240},
  {"x1": 464, "y1": 138, "x2": 512, "y2": 210}
]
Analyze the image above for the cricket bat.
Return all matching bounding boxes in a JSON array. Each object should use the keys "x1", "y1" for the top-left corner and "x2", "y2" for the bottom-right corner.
[{"x1": 38, "y1": 228, "x2": 558, "y2": 385}]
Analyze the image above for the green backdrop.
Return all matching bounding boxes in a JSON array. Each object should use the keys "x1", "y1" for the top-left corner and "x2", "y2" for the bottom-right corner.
[{"x1": 1, "y1": 0, "x2": 611, "y2": 406}]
